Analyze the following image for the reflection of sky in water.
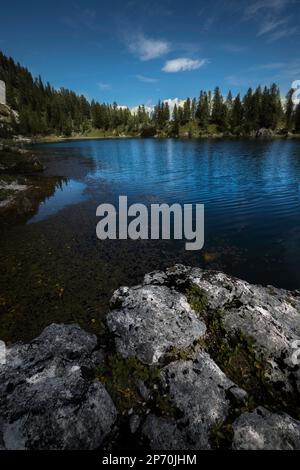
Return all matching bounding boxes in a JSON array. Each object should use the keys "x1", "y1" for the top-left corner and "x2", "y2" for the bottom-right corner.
[{"x1": 28, "y1": 180, "x2": 88, "y2": 224}]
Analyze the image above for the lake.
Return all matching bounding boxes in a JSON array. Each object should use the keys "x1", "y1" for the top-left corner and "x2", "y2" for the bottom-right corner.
[{"x1": 1, "y1": 138, "x2": 300, "y2": 342}]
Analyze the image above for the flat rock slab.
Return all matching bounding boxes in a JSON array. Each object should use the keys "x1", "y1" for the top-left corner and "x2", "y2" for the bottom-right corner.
[
  {"x1": 0, "y1": 324, "x2": 117, "y2": 450},
  {"x1": 107, "y1": 284, "x2": 206, "y2": 365}
]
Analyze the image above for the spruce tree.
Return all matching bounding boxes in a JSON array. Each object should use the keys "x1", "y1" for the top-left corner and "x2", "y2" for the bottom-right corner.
[
  {"x1": 295, "y1": 104, "x2": 300, "y2": 133},
  {"x1": 231, "y1": 94, "x2": 243, "y2": 132},
  {"x1": 285, "y1": 89, "x2": 294, "y2": 131}
]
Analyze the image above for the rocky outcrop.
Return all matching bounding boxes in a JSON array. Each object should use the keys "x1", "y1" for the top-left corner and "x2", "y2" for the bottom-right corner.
[
  {"x1": 107, "y1": 265, "x2": 300, "y2": 450},
  {"x1": 0, "y1": 324, "x2": 117, "y2": 449},
  {"x1": 1, "y1": 265, "x2": 300, "y2": 450},
  {"x1": 142, "y1": 351, "x2": 246, "y2": 449},
  {"x1": 232, "y1": 407, "x2": 300, "y2": 450},
  {"x1": 0, "y1": 144, "x2": 43, "y2": 173},
  {"x1": 0, "y1": 143, "x2": 67, "y2": 224},
  {"x1": 107, "y1": 284, "x2": 206, "y2": 365},
  {"x1": 256, "y1": 128, "x2": 275, "y2": 138}
]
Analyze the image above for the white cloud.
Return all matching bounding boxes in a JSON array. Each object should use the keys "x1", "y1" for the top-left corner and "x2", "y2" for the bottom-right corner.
[
  {"x1": 163, "y1": 98, "x2": 185, "y2": 114},
  {"x1": 162, "y1": 58, "x2": 207, "y2": 73},
  {"x1": 243, "y1": 0, "x2": 298, "y2": 42},
  {"x1": 127, "y1": 33, "x2": 170, "y2": 61},
  {"x1": 136, "y1": 74, "x2": 158, "y2": 83},
  {"x1": 257, "y1": 16, "x2": 289, "y2": 36},
  {"x1": 131, "y1": 105, "x2": 154, "y2": 115},
  {"x1": 266, "y1": 25, "x2": 298, "y2": 42},
  {"x1": 98, "y1": 82, "x2": 111, "y2": 91},
  {"x1": 131, "y1": 98, "x2": 185, "y2": 116},
  {"x1": 245, "y1": 0, "x2": 288, "y2": 18}
]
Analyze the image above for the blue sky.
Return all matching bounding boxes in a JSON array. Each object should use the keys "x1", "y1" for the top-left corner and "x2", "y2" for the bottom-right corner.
[{"x1": 1, "y1": 0, "x2": 300, "y2": 107}]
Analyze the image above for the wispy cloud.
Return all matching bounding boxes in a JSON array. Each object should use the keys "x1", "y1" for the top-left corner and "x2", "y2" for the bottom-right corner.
[
  {"x1": 127, "y1": 33, "x2": 170, "y2": 61},
  {"x1": 98, "y1": 82, "x2": 112, "y2": 91},
  {"x1": 257, "y1": 16, "x2": 289, "y2": 36},
  {"x1": 225, "y1": 57, "x2": 300, "y2": 90},
  {"x1": 136, "y1": 74, "x2": 158, "y2": 83},
  {"x1": 221, "y1": 43, "x2": 246, "y2": 53},
  {"x1": 225, "y1": 75, "x2": 253, "y2": 87},
  {"x1": 243, "y1": 0, "x2": 298, "y2": 42},
  {"x1": 61, "y1": 8, "x2": 97, "y2": 30},
  {"x1": 249, "y1": 62, "x2": 287, "y2": 70},
  {"x1": 162, "y1": 58, "x2": 207, "y2": 73},
  {"x1": 245, "y1": 0, "x2": 289, "y2": 18},
  {"x1": 266, "y1": 25, "x2": 298, "y2": 42}
]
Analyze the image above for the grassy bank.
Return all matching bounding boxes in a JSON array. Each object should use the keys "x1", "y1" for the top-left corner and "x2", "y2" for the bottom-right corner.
[{"x1": 32, "y1": 124, "x2": 300, "y2": 144}]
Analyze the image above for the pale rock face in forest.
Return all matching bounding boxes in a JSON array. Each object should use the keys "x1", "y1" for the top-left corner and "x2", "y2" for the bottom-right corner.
[{"x1": 0, "y1": 81, "x2": 6, "y2": 106}]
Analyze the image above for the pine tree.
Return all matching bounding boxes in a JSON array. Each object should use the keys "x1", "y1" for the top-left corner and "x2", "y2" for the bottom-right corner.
[
  {"x1": 196, "y1": 91, "x2": 209, "y2": 129},
  {"x1": 211, "y1": 87, "x2": 224, "y2": 127},
  {"x1": 295, "y1": 104, "x2": 300, "y2": 133},
  {"x1": 171, "y1": 104, "x2": 180, "y2": 136},
  {"x1": 285, "y1": 89, "x2": 294, "y2": 131},
  {"x1": 183, "y1": 98, "x2": 191, "y2": 124},
  {"x1": 231, "y1": 94, "x2": 243, "y2": 132}
]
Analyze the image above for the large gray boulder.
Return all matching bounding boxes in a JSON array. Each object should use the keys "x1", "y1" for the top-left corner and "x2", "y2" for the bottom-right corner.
[
  {"x1": 106, "y1": 265, "x2": 300, "y2": 450},
  {"x1": 232, "y1": 407, "x2": 300, "y2": 450},
  {"x1": 185, "y1": 267, "x2": 300, "y2": 389},
  {"x1": 107, "y1": 284, "x2": 206, "y2": 365},
  {"x1": 143, "y1": 351, "x2": 246, "y2": 449},
  {"x1": 141, "y1": 265, "x2": 300, "y2": 390},
  {"x1": 0, "y1": 324, "x2": 117, "y2": 450}
]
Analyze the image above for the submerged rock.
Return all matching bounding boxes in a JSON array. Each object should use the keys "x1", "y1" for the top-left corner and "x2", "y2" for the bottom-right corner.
[{"x1": 0, "y1": 324, "x2": 117, "y2": 450}]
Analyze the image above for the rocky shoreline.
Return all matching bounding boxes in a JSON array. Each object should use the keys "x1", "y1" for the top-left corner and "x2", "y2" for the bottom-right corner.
[
  {"x1": 0, "y1": 143, "x2": 66, "y2": 224},
  {"x1": 0, "y1": 265, "x2": 300, "y2": 450}
]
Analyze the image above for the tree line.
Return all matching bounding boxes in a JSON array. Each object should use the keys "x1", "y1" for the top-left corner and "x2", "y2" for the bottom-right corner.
[{"x1": 1, "y1": 50, "x2": 300, "y2": 137}]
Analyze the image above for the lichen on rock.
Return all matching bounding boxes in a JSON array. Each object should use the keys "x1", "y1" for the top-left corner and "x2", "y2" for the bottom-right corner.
[
  {"x1": 107, "y1": 284, "x2": 207, "y2": 365},
  {"x1": 0, "y1": 324, "x2": 117, "y2": 450},
  {"x1": 1, "y1": 265, "x2": 300, "y2": 450}
]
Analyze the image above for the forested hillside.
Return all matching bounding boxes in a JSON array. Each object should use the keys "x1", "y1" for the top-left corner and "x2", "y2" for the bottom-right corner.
[{"x1": 0, "y1": 50, "x2": 300, "y2": 138}]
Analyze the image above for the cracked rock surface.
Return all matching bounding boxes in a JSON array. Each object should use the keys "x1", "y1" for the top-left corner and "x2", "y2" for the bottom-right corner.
[
  {"x1": 107, "y1": 265, "x2": 300, "y2": 450},
  {"x1": 232, "y1": 407, "x2": 300, "y2": 450},
  {"x1": 107, "y1": 284, "x2": 206, "y2": 365},
  {"x1": 0, "y1": 324, "x2": 117, "y2": 450},
  {"x1": 143, "y1": 351, "x2": 244, "y2": 449},
  {"x1": 1, "y1": 265, "x2": 300, "y2": 450}
]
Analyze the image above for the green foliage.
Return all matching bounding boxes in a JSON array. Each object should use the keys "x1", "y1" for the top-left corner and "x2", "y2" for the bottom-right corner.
[
  {"x1": 96, "y1": 353, "x2": 178, "y2": 417},
  {"x1": 95, "y1": 353, "x2": 160, "y2": 411},
  {"x1": 164, "y1": 338, "x2": 206, "y2": 363},
  {"x1": 0, "y1": 50, "x2": 298, "y2": 137},
  {"x1": 186, "y1": 283, "x2": 208, "y2": 313},
  {"x1": 210, "y1": 421, "x2": 234, "y2": 449}
]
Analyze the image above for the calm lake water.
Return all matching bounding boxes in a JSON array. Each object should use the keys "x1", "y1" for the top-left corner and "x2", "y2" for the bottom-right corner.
[{"x1": 1, "y1": 138, "x2": 300, "y2": 342}]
